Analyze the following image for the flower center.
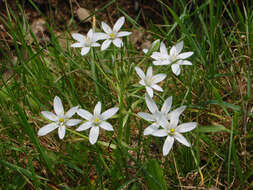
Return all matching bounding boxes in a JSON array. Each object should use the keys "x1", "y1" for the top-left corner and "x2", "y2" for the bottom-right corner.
[
  {"x1": 169, "y1": 128, "x2": 175, "y2": 135},
  {"x1": 59, "y1": 117, "x2": 65, "y2": 123},
  {"x1": 109, "y1": 33, "x2": 115, "y2": 39},
  {"x1": 145, "y1": 77, "x2": 153, "y2": 86},
  {"x1": 93, "y1": 117, "x2": 100, "y2": 125}
]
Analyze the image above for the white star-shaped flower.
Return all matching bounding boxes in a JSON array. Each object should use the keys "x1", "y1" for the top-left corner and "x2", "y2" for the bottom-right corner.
[
  {"x1": 135, "y1": 66, "x2": 166, "y2": 98},
  {"x1": 151, "y1": 41, "x2": 193, "y2": 75},
  {"x1": 99, "y1": 16, "x2": 131, "y2": 50},
  {"x1": 151, "y1": 108, "x2": 197, "y2": 156},
  {"x1": 71, "y1": 29, "x2": 101, "y2": 56},
  {"x1": 38, "y1": 96, "x2": 81, "y2": 139},
  {"x1": 76, "y1": 102, "x2": 119, "y2": 145},
  {"x1": 138, "y1": 94, "x2": 172, "y2": 135}
]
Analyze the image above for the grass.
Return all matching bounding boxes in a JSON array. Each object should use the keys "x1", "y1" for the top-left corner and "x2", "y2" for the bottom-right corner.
[{"x1": 0, "y1": 0, "x2": 252, "y2": 189}]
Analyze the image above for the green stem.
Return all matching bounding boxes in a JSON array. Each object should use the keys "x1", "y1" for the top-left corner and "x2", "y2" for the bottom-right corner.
[{"x1": 90, "y1": 48, "x2": 101, "y2": 100}]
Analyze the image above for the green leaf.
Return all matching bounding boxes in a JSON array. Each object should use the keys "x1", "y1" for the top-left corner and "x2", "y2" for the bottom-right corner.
[{"x1": 197, "y1": 125, "x2": 231, "y2": 133}]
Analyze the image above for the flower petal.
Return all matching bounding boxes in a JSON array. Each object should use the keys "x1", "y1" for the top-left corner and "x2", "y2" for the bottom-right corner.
[
  {"x1": 101, "y1": 39, "x2": 112, "y2": 51},
  {"x1": 143, "y1": 48, "x2": 148, "y2": 54},
  {"x1": 151, "y1": 129, "x2": 168, "y2": 137},
  {"x1": 81, "y1": 47, "x2": 90, "y2": 55},
  {"x1": 175, "y1": 41, "x2": 183, "y2": 53},
  {"x1": 170, "y1": 46, "x2": 177, "y2": 55},
  {"x1": 41, "y1": 111, "x2": 57, "y2": 121},
  {"x1": 180, "y1": 60, "x2": 192, "y2": 65},
  {"x1": 94, "y1": 32, "x2": 108, "y2": 41},
  {"x1": 91, "y1": 42, "x2": 100, "y2": 47},
  {"x1": 76, "y1": 121, "x2": 92, "y2": 131},
  {"x1": 58, "y1": 126, "x2": 66, "y2": 139},
  {"x1": 72, "y1": 33, "x2": 84, "y2": 42},
  {"x1": 113, "y1": 16, "x2": 125, "y2": 32},
  {"x1": 174, "y1": 133, "x2": 190, "y2": 147},
  {"x1": 94, "y1": 102, "x2": 102, "y2": 115},
  {"x1": 178, "y1": 52, "x2": 193, "y2": 59},
  {"x1": 66, "y1": 119, "x2": 81, "y2": 126},
  {"x1": 89, "y1": 126, "x2": 99, "y2": 144},
  {"x1": 135, "y1": 66, "x2": 145, "y2": 79},
  {"x1": 161, "y1": 96, "x2": 172, "y2": 114},
  {"x1": 145, "y1": 93, "x2": 158, "y2": 113},
  {"x1": 102, "y1": 22, "x2": 112, "y2": 34},
  {"x1": 171, "y1": 64, "x2": 181, "y2": 76},
  {"x1": 151, "y1": 84, "x2": 163, "y2": 92},
  {"x1": 151, "y1": 52, "x2": 162, "y2": 60},
  {"x1": 117, "y1": 31, "x2": 131, "y2": 37},
  {"x1": 87, "y1": 29, "x2": 93, "y2": 38},
  {"x1": 152, "y1": 74, "x2": 166, "y2": 83},
  {"x1": 101, "y1": 107, "x2": 119, "y2": 120},
  {"x1": 38, "y1": 123, "x2": 58, "y2": 136},
  {"x1": 77, "y1": 109, "x2": 93, "y2": 120},
  {"x1": 146, "y1": 86, "x2": 154, "y2": 98},
  {"x1": 143, "y1": 124, "x2": 159, "y2": 135},
  {"x1": 146, "y1": 66, "x2": 153, "y2": 78},
  {"x1": 167, "y1": 106, "x2": 186, "y2": 121},
  {"x1": 100, "y1": 121, "x2": 114, "y2": 131},
  {"x1": 176, "y1": 122, "x2": 197, "y2": 133},
  {"x1": 112, "y1": 38, "x2": 123, "y2": 48},
  {"x1": 65, "y1": 106, "x2": 79, "y2": 118},
  {"x1": 54, "y1": 96, "x2": 64, "y2": 116},
  {"x1": 163, "y1": 135, "x2": 174, "y2": 156},
  {"x1": 160, "y1": 42, "x2": 168, "y2": 55},
  {"x1": 138, "y1": 112, "x2": 155, "y2": 121},
  {"x1": 71, "y1": 42, "x2": 83, "y2": 48}
]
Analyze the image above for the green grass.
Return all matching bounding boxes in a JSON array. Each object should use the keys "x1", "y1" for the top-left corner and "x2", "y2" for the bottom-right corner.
[{"x1": 0, "y1": 0, "x2": 252, "y2": 189}]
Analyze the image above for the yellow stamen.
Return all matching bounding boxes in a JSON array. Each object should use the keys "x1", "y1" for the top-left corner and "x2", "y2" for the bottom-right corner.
[
  {"x1": 59, "y1": 118, "x2": 64, "y2": 123},
  {"x1": 109, "y1": 33, "x2": 115, "y2": 38},
  {"x1": 170, "y1": 128, "x2": 175, "y2": 134},
  {"x1": 94, "y1": 117, "x2": 100, "y2": 124}
]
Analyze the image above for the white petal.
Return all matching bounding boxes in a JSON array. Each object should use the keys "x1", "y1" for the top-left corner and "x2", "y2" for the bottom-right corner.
[
  {"x1": 72, "y1": 33, "x2": 84, "y2": 42},
  {"x1": 151, "y1": 84, "x2": 163, "y2": 92},
  {"x1": 54, "y1": 96, "x2": 64, "y2": 116},
  {"x1": 146, "y1": 66, "x2": 153, "y2": 78},
  {"x1": 66, "y1": 119, "x2": 81, "y2": 126},
  {"x1": 71, "y1": 42, "x2": 83, "y2": 48},
  {"x1": 91, "y1": 42, "x2": 100, "y2": 47},
  {"x1": 146, "y1": 86, "x2": 154, "y2": 98},
  {"x1": 58, "y1": 126, "x2": 66, "y2": 139},
  {"x1": 138, "y1": 112, "x2": 155, "y2": 121},
  {"x1": 112, "y1": 38, "x2": 123, "y2": 48},
  {"x1": 87, "y1": 29, "x2": 93, "y2": 38},
  {"x1": 152, "y1": 74, "x2": 166, "y2": 83},
  {"x1": 41, "y1": 111, "x2": 57, "y2": 121},
  {"x1": 167, "y1": 106, "x2": 186, "y2": 121},
  {"x1": 151, "y1": 52, "x2": 162, "y2": 60},
  {"x1": 94, "y1": 32, "x2": 108, "y2": 41},
  {"x1": 113, "y1": 16, "x2": 125, "y2": 32},
  {"x1": 135, "y1": 66, "x2": 145, "y2": 79},
  {"x1": 38, "y1": 123, "x2": 58, "y2": 136},
  {"x1": 143, "y1": 49, "x2": 148, "y2": 54},
  {"x1": 175, "y1": 41, "x2": 183, "y2": 53},
  {"x1": 65, "y1": 106, "x2": 79, "y2": 118},
  {"x1": 178, "y1": 52, "x2": 193, "y2": 59},
  {"x1": 161, "y1": 96, "x2": 172, "y2": 114},
  {"x1": 180, "y1": 60, "x2": 192, "y2": 65},
  {"x1": 139, "y1": 80, "x2": 145, "y2": 86},
  {"x1": 145, "y1": 93, "x2": 158, "y2": 113},
  {"x1": 143, "y1": 124, "x2": 159, "y2": 135},
  {"x1": 81, "y1": 47, "x2": 90, "y2": 55},
  {"x1": 94, "y1": 102, "x2": 102, "y2": 115},
  {"x1": 171, "y1": 64, "x2": 181, "y2": 76},
  {"x1": 160, "y1": 42, "x2": 168, "y2": 55},
  {"x1": 102, "y1": 22, "x2": 112, "y2": 34},
  {"x1": 170, "y1": 46, "x2": 177, "y2": 55},
  {"x1": 174, "y1": 133, "x2": 190, "y2": 147},
  {"x1": 77, "y1": 109, "x2": 93, "y2": 120},
  {"x1": 101, "y1": 107, "x2": 119, "y2": 120},
  {"x1": 76, "y1": 121, "x2": 92, "y2": 131},
  {"x1": 101, "y1": 39, "x2": 112, "y2": 51},
  {"x1": 176, "y1": 122, "x2": 197, "y2": 133},
  {"x1": 163, "y1": 136, "x2": 174, "y2": 156},
  {"x1": 117, "y1": 31, "x2": 131, "y2": 37},
  {"x1": 100, "y1": 121, "x2": 114, "y2": 131},
  {"x1": 89, "y1": 126, "x2": 99, "y2": 144},
  {"x1": 153, "y1": 60, "x2": 166, "y2": 66},
  {"x1": 151, "y1": 129, "x2": 168, "y2": 137}
]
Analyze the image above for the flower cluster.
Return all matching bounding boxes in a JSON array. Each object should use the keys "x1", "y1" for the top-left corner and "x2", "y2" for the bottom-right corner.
[{"x1": 38, "y1": 16, "x2": 197, "y2": 156}]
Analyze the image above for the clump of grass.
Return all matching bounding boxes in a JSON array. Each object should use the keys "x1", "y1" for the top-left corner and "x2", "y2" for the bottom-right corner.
[{"x1": 0, "y1": 0, "x2": 252, "y2": 189}]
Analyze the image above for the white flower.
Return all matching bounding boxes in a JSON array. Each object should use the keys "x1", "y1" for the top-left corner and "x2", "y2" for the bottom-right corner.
[
  {"x1": 38, "y1": 96, "x2": 81, "y2": 139},
  {"x1": 99, "y1": 16, "x2": 131, "y2": 50},
  {"x1": 71, "y1": 29, "x2": 101, "y2": 56},
  {"x1": 138, "y1": 94, "x2": 172, "y2": 135},
  {"x1": 143, "y1": 39, "x2": 160, "y2": 54},
  {"x1": 151, "y1": 108, "x2": 197, "y2": 156},
  {"x1": 135, "y1": 66, "x2": 166, "y2": 98},
  {"x1": 151, "y1": 41, "x2": 193, "y2": 75},
  {"x1": 76, "y1": 102, "x2": 119, "y2": 145}
]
